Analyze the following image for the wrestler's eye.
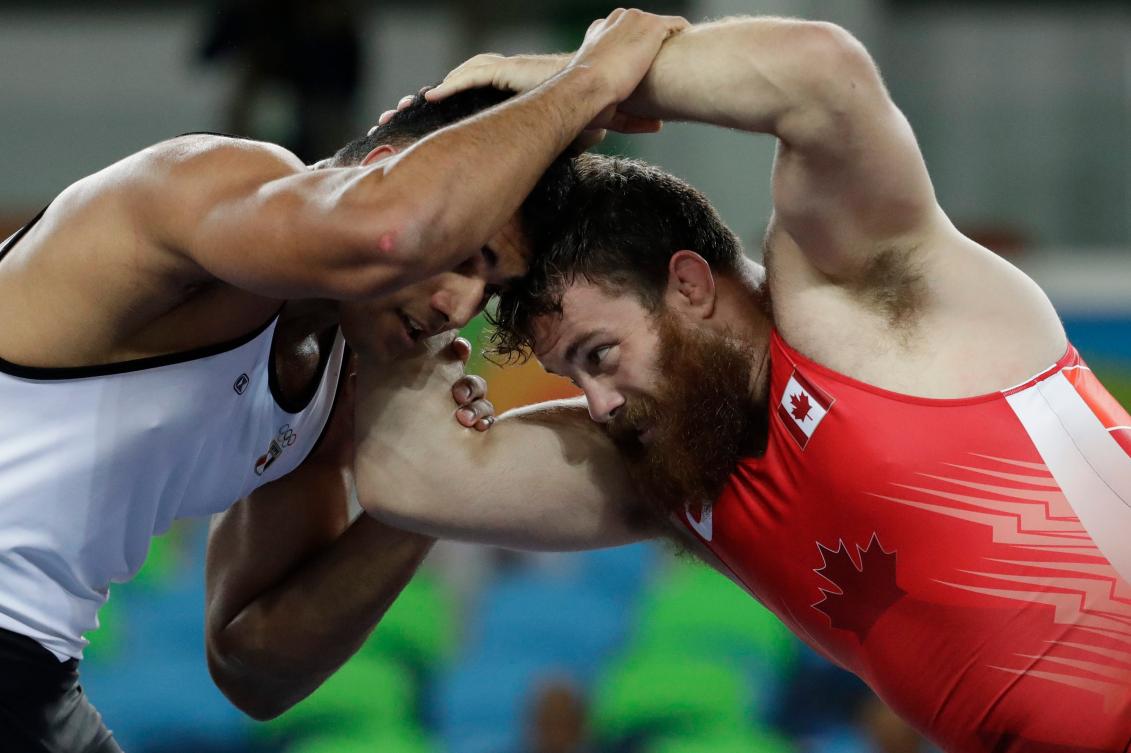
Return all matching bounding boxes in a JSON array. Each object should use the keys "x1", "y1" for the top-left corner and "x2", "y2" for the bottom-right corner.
[{"x1": 588, "y1": 345, "x2": 612, "y2": 367}]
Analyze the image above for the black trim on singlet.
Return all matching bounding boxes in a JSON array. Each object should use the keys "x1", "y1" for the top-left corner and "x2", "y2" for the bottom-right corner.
[
  {"x1": 0, "y1": 206, "x2": 284, "y2": 381},
  {"x1": 0, "y1": 204, "x2": 49, "y2": 264},
  {"x1": 0, "y1": 315, "x2": 280, "y2": 381},
  {"x1": 0, "y1": 131, "x2": 313, "y2": 382},
  {"x1": 304, "y1": 343, "x2": 352, "y2": 460},
  {"x1": 268, "y1": 325, "x2": 341, "y2": 414}
]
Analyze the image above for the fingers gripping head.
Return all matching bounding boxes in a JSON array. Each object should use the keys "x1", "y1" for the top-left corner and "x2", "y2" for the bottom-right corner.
[{"x1": 324, "y1": 86, "x2": 514, "y2": 167}]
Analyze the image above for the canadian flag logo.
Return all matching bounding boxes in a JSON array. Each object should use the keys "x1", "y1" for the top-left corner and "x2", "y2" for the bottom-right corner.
[{"x1": 777, "y1": 369, "x2": 834, "y2": 449}]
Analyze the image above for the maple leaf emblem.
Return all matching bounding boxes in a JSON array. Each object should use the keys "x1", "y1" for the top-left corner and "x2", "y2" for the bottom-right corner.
[
  {"x1": 812, "y1": 533, "x2": 905, "y2": 643},
  {"x1": 789, "y1": 392, "x2": 812, "y2": 421}
]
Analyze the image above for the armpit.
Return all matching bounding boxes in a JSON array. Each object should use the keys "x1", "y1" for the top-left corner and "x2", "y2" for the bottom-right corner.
[{"x1": 852, "y1": 244, "x2": 927, "y2": 332}]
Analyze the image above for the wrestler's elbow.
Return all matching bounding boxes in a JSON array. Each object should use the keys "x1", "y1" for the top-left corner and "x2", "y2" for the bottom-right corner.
[
  {"x1": 355, "y1": 462, "x2": 423, "y2": 524},
  {"x1": 788, "y1": 21, "x2": 876, "y2": 81},
  {"x1": 229, "y1": 691, "x2": 293, "y2": 722},
  {"x1": 355, "y1": 450, "x2": 468, "y2": 532},
  {"x1": 354, "y1": 446, "x2": 395, "y2": 507},
  {"x1": 772, "y1": 22, "x2": 887, "y2": 145},
  {"x1": 206, "y1": 618, "x2": 295, "y2": 720},
  {"x1": 208, "y1": 628, "x2": 287, "y2": 714},
  {"x1": 209, "y1": 672, "x2": 288, "y2": 721}
]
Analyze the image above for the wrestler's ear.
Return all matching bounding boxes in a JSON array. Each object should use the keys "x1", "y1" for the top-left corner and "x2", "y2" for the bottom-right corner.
[
  {"x1": 664, "y1": 250, "x2": 717, "y2": 320},
  {"x1": 360, "y1": 144, "x2": 398, "y2": 165}
]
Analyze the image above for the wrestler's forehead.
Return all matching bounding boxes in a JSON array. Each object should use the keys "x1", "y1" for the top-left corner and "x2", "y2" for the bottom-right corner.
[{"x1": 532, "y1": 282, "x2": 650, "y2": 364}]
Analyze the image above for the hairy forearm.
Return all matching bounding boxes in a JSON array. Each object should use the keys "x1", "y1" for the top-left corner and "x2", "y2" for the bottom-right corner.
[
  {"x1": 624, "y1": 17, "x2": 880, "y2": 144},
  {"x1": 208, "y1": 507, "x2": 433, "y2": 720}
]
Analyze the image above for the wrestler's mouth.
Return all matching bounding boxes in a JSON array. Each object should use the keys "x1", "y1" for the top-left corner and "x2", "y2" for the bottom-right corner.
[
  {"x1": 637, "y1": 425, "x2": 657, "y2": 446},
  {"x1": 396, "y1": 309, "x2": 426, "y2": 344}
]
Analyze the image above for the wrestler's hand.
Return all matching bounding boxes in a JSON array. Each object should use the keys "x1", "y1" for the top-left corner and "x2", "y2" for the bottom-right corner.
[
  {"x1": 393, "y1": 332, "x2": 496, "y2": 432},
  {"x1": 448, "y1": 337, "x2": 496, "y2": 432},
  {"x1": 561, "y1": 8, "x2": 689, "y2": 127},
  {"x1": 376, "y1": 58, "x2": 658, "y2": 139},
  {"x1": 428, "y1": 54, "x2": 658, "y2": 139},
  {"x1": 374, "y1": 57, "x2": 569, "y2": 128},
  {"x1": 377, "y1": 9, "x2": 687, "y2": 134},
  {"x1": 425, "y1": 53, "x2": 568, "y2": 106}
]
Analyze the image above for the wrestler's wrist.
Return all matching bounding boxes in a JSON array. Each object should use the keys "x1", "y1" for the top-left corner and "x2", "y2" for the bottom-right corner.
[{"x1": 554, "y1": 64, "x2": 621, "y2": 122}]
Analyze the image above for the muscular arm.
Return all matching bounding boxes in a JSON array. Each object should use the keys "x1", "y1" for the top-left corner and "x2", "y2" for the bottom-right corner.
[
  {"x1": 621, "y1": 17, "x2": 943, "y2": 279},
  {"x1": 130, "y1": 66, "x2": 610, "y2": 301},
  {"x1": 626, "y1": 18, "x2": 1066, "y2": 376},
  {"x1": 119, "y1": 10, "x2": 686, "y2": 302},
  {"x1": 437, "y1": 18, "x2": 941, "y2": 280},
  {"x1": 204, "y1": 377, "x2": 434, "y2": 720},
  {"x1": 353, "y1": 342, "x2": 653, "y2": 551}
]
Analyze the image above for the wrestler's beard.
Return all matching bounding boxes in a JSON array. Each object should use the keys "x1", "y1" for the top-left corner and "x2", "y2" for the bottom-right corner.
[{"x1": 605, "y1": 314, "x2": 765, "y2": 525}]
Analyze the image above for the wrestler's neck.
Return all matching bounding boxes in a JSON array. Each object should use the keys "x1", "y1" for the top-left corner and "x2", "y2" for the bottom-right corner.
[
  {"x1": 277, "y1": 299, "x2": 340, "y2": 341},
  {"x1": 269, "y1": 299, "x2": 340, "y2": 403},
  {"x1": 708, "y1": 256, "x2": 773, "y2": 405}
]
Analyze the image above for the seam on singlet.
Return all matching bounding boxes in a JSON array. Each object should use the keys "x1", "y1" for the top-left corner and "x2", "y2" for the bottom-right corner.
[
  {"x1": 1034, "y1": 376, "x2": 1131, "y2": 511},
  {"x1": 0, "y1": 196, "x2": 284, "y2": 381},
  {"x1": 1000, "y1": 357, "x2": 1079, "y2": 396},
  {"x1": 770, "y1": 329, "x2": 1075, "y2": 407}
]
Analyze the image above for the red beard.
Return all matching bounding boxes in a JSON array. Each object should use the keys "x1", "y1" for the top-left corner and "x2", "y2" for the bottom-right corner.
[{"x1": 606, "y1": 313, "x2": 766, "y2": 525}]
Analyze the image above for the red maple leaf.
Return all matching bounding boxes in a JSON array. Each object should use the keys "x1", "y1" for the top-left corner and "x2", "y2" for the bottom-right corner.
[
  {"x1": 812, "y1": 533, "x2": 905, "y2": 642},
  {"x1": 789, "y1": 392, "x2": 813, "y2": 421}
]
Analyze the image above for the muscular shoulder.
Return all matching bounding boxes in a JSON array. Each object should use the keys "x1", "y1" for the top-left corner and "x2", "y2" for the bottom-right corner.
[
  {"x1": 41, "y1": 135, "x2": 307, "y2": 258},
  {"x1": 126, "y1": 135, "x2": 304, "y2": 237},
  {"x1": 136, "y1": 134, "x2": 304, "y2": 184},
  {"x1": 769, "y1": 221, "x2": 1066, "y2": 397}
]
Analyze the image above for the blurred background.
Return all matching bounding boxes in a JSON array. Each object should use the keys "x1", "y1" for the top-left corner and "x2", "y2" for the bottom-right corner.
[{"x1": 2, "y1": 0, "x2": 1129, "y2": 752}]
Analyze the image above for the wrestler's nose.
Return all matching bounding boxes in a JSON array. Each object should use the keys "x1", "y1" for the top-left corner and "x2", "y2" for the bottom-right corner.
[
  {"x1": 431, "y1": 275, "x2": 487, "y2": 331},
  {"x1": 583, "y1": 381, "x2": 624, "y2": 424}
]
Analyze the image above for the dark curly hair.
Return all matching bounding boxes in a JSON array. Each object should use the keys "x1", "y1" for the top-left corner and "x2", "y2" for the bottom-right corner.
[
  {"x1": 488, "y1": 153, "x2": 745, "y2": 362},
  {"x1": 326, "y1": 86, "x2": 514, "y2": 165}
]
